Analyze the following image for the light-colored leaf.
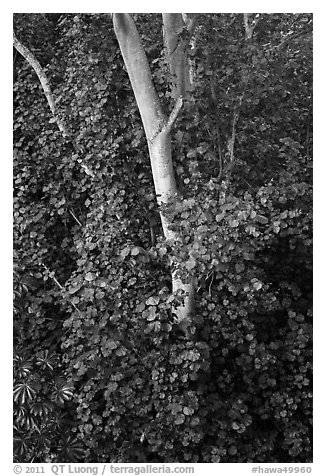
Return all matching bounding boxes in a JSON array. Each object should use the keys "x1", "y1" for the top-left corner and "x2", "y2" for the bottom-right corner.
[
  {"x1": 146, "y1": 296, "x2": 159, "y2": 306},
  {"x1": 174, "y1": 414, "x2": 185, "y2": 425},
  {"x1": 85, "y1": 272, "x2": 95, "y2": 282}
]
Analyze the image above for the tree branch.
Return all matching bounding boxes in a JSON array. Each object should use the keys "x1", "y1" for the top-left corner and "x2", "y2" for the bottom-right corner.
[
  {"x1": 216, "y1": 126, "x2": 224, "y2": 182},
  {"x1": 243, "y1": 13, "x2": 261, "y2": 40},
  {"x1": 264, "y1": 27, "x2": 311, "y2": 52},
  {"x1": 226, "y1": 94, "x2": 243, "y2": 164},
  {"x1": 41, "y1": 263, "x2": 81, "y2": 315},
  {"x1": 182, "y1": 13, "x2": 198, "y2": 36},
  {"x1": 69, "y1": 209, "x2": 83, "y2": 227},
  {"x1": 13, "y1": 32, "x2": 96, "y2": 178},
  {"x1": 164, "y1": 96, "x2": 183, "y2": 133},
  {"x1": 243, "y1": 13, "x2": 254, "y2": 40},
  {"x1": 210, "y1": 76, "x2": 224, "y2": 181},
  {"x1": 13, "y1": 32, "x2": 68, "y2": 137},
  {"x1": 162, "y1": 13, "x2": 197, "y2": 98}
]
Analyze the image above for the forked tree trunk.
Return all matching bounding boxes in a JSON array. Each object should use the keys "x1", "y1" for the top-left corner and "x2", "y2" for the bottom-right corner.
[{"x1": 113, "y1": 14, "x2": 195, "y2": 329}]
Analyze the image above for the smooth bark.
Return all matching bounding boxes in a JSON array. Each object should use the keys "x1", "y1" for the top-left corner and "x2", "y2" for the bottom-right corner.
[
  {"x1": 243, "y1": 13, "x2": 254, "y2": 40},
  {"x1": 13, "y1": 33, "x2": 95, "y2": 178},
  {"x1": 113, "y1": 14, "x2": 195, "y2": 328},
  {"x1": 162, "y1": 13, "x2": 197, "y2": 98},
  {"x1": 112, "y1": 14, "x2": 165, "y2": 141},
  {"x1": 13, "y1": 33, "x2": 68, "y2": 137}
]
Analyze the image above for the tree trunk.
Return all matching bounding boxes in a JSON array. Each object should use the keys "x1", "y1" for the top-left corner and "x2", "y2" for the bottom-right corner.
[
  {"x1": 149, "y1": 129, "x2": 194, "y2": 330},
  {"x1": 162, "y1": 13, "x2": 197, "y2": 98},
  {"x1": 113, "y1": 14, "x2": 195, "y2": 329}
]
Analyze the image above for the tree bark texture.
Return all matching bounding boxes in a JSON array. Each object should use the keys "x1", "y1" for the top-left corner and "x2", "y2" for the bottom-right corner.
[{"x1": 113, "y1": 14, "x2": 195, "y2": 328}]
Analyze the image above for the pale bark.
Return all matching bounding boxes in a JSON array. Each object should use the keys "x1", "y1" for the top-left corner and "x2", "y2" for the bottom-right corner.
[
  {"x1": 226, "y1": 94, "x2": 243, "y2": 164},
  {"x1": 188, "y1": 35, "x2": 197, "y2": 87},
  {"x1": 162, "y1": 13, "x2": 197, "y2": 99},
  {"x1": 113, "y1": 14, "x2": 177, "y2": 207},
  {"x1": 13, "y1": 33, "x2": 68, "y2": 137},
  {"x1": 243, "y1": 13, "x2": 254, "y2": 40},
  {"x1": 112, "y1": 14, "x2": 165, "y2": 141},
  {"x1": 243, "y1": 13, "x2": 261, "y2": 41},
  {"x1": 13, "y1": 33, "x2": 95, "y2": 178},
  {"x1": 113, "y1": 14, "x2": 195, "y2": 328}
]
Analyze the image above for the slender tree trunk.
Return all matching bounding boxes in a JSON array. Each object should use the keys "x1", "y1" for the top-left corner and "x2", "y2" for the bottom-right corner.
[
  {"x1": 162, "y1": 13, "x2": 197, "y2": 98},
  {"x1": 243, "y1": 13, "x2": 254, "y2": 40},
  {"x1": 13, "y1": 33, "x2": 68, "y2": 137},
  {"x1": 243, "y1": 13, "x2": 261, "y2": 41},
  {"x1": 13, "y1": 33, "x2": 94, "y2": 178},
  {"x1": 113, "y1": 14, "x2": 195, "y2": 329}
]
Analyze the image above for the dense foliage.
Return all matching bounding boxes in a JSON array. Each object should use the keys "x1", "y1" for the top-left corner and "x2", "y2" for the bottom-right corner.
[{"x1": 13, "y1": 13, "x2": 312, "y2": 463}]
